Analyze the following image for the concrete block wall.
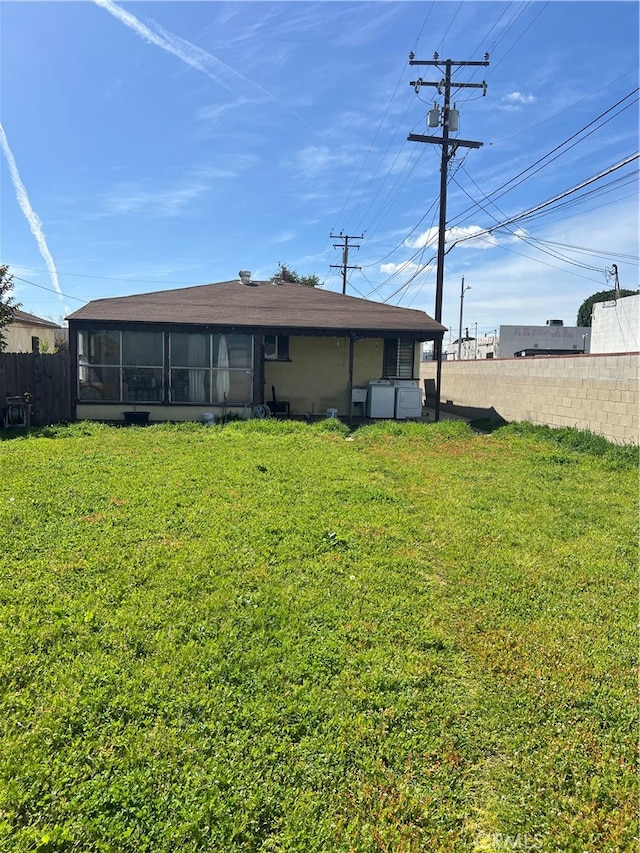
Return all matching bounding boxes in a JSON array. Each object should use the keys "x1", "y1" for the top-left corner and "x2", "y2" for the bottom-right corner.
[{"x1": 420, "y1": 353, "x2": 639, "y2": 445}]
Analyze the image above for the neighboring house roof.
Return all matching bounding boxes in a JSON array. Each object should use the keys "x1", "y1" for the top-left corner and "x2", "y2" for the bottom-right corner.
[
  {"x1": 67, "y1": 279, "x2": 445, "y2": 338},
  {"x1": 14, "y1": 310, "x2": 61, "y2": 329}
]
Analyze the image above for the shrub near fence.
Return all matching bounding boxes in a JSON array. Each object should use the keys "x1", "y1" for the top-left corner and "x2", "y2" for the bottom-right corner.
[{"x1": 0, "y1": 351, "x2": 71, "y2": 426}]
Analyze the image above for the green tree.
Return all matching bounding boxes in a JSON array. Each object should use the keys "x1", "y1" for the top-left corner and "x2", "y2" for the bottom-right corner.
[
  {"x1": 0, "y1": 265, "x2": 20, "y2": 352},
  {"x1": 576, "y1": 288, "x2": 637, "y2": 326},
  {"x1": 275, "y1": 265, "x2": 322, "y2": 288}
]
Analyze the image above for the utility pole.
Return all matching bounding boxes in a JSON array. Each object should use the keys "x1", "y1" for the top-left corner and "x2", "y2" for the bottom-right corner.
[
  {"x1": 457, "y1": 276, "x2": 470, "y2": 360},
  {"x1": 330, "y1": 231, "x2": 363, "y2": 295},
  {"x1": 607, "y1": 263, "x2": 620, "y2": 296},
  {"x1": 408, "y1": 51, "x2": 489, "y2": 419}
]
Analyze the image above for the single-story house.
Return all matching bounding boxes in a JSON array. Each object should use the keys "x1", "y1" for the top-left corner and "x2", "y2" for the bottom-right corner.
[
  {"x1": 66, "y1": 273, "x2": 445, "y2": 423},
  {"x1": 4, "y1": 310, "x2": 62, "y2": 353}
]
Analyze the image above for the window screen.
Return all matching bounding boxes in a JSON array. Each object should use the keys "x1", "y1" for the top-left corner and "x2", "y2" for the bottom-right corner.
[{"x1": 382, "y1": 338, "x2": 415, "y2": 378}]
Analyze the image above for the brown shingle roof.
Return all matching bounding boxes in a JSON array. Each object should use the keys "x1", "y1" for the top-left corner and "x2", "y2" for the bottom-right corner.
[
  {"x1": 14, "y1": 310, "x2": 61, "y2": 329},
  {"x1": 67, "y1": 280, "x2": 445, "y2": 337}
]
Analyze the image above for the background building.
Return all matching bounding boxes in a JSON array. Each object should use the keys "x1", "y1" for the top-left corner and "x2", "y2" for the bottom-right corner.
[
  {"x1": 498, "y1": 321, "x2": 589, "y2": 358},
  {"x1": 590, "y1": 293, "x2": 639, "y2": 354},
  {"x1": 3, "y1": 310, "x2": 63, "y2": 353}
]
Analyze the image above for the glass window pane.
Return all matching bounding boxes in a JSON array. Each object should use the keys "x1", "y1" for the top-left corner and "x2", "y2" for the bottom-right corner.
[
  {"x1": 264, "y1": 335, "x2": 276, "y2": 359},
  {"x1": 122, "y1": 331, "x2": 163, "y2": 366},
  {"x1": 79, "y1": 366, "x2": 120, "y2": 401},
  {"x1": 215, "y1": 334, "x2": 252, "y2": 368},
  {"x1": 212, "y1": 368, "x2": 252, "y2": 404},
  {"x1": 171, "y1": 333, "x2": 210, "y2": 367},
  {"x1": 123, "y1": 367, "x2": 163, "y2": 402},
  {"x1": 80, "y1": 330, "x2": 120, "y2": 365},
  {"x1": 170, "y1": 368, "x2": 210, "y2": 403},
  {"x1": 278, "y1": 336, "x2": 290, "y2": 360}
]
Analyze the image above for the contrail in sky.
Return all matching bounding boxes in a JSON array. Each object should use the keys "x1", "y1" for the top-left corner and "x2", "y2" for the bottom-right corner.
[
  {"x1": 0, "y1": 122, "x2": 63, "y2": 299},
  {"x1": 93, "y1": 0, "x2": 312, "y2": 129}
]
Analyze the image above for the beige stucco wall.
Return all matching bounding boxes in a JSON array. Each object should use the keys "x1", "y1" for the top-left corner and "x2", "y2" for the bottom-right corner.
[
  {"x1": 265, "y1": 336, "x2": 389, "y2": 416},
  {"x1": 421, "y1": 353, "x2": 639, "y2": 445},
  {"x1": 5, "y1": 322, "x2": 58, "y2": 353}
]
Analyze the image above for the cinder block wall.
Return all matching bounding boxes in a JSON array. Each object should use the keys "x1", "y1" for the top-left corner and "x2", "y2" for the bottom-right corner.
[{"x1": 420, "y1": 353, "x2": 639, "y2": 445}]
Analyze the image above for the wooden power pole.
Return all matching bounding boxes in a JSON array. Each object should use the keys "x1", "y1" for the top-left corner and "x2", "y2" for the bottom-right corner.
[
  {"x1": 330, "y1": 232, "x2": 363, "y2": 295},
  {"x1": 408, "y1": 52, "x2": 489, "y2": 420}
]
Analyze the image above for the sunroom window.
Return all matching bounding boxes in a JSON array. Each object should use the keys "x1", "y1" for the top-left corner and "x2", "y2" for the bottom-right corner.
[
  {"x1": 169, "y1": 332, "x2": 253, "y2": 404},
  {"x1": 78, "y1": 329, "x2": 163, "y2": 402}
]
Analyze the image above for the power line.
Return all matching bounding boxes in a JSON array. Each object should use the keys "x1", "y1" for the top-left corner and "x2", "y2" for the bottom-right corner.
[
  {"x1": 446, "y1": 153, "x2": 640, "y2": 252},
  {"x1": 12, "y1": 274, "x2": 86, "y2": 303},
  {"x1": 449, "y1": 89, "x2": 639, "y2": 229},
  {"x1": 7, "y1": 265, "x2": 207, "y2": 286},
  {"x1": 451, "y1": 166, "x2": 610, "y2": 273}
]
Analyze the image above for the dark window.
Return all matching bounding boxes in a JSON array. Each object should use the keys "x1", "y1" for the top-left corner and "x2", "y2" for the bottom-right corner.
[
  {"x1": 382, "y1": 338, "x2": 414, "y2": 378},
  {"x1": 78, "y1": 329, "x2": 163, "y2": 402},
  {"x1": 264, "y1": 334, "x2": 290, "y2": 361}
]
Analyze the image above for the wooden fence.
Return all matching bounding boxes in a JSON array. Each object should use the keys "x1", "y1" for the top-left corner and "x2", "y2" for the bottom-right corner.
[{"x1": 0, "y1": 352, "x2": 71, "y2": 426}]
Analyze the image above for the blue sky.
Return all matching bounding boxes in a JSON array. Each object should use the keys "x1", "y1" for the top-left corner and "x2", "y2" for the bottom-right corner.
[{"x1": 1, "y1": 0, "x2": 638, "y2": 337}]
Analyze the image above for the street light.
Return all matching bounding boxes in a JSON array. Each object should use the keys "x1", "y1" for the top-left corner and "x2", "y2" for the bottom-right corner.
[{"x1": 457, "y1": 277, "x2": 471, "y2": 360}]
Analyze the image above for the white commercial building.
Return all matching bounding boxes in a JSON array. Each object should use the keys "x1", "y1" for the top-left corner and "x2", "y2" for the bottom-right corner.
[
  {"x1": 498, "y1": 321, "x2": 588, "y2": 358},
  {"x1": 590, "y1": 293, "x2": 639, "y2": 354}
]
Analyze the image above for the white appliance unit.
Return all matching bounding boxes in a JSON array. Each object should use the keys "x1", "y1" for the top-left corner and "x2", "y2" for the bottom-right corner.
[
  {"x1": 394, "y1": 380, "x2": 422, "y2": 420},
  {"x1": 366, "y1": 380, "x2": 395, "y2": 418}
]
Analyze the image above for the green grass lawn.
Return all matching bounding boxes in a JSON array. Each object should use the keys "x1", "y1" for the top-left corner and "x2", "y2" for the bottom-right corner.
[{"x1": 0, "y1": 419, "x2": 637, "y2": 853}]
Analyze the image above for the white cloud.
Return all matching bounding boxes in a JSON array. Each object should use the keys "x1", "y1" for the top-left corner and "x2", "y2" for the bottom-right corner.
[
  {"x1": 498, "y1": 91, "x2": 538, "y2": 112},
  {"x1": 291, "y1": 145, "x2": 360, "y2": 179},
  {"x1": 380, "y1": 260, "x2": 432, "y2": 279},
  {"x1": 92, "y1": 0, "x2": 311, "y2": 129},
  {"x1": 405, "y1": 225, "x2": 500, "y2": 251},
  {"x1": 196, "y1": 98, "x2": 254, "y2": 123},
  {"x1": 505, "y1": 91, "x2": 537, "y2": 105},
  {"x1": 101, "y1": 157, "x2": 254, "y2": 219},
  {"x1": 106, "y1": 181, "x2": 209, "y2": 217},
  {"x1": 270, "y1": 231, "x2": 296, "y2": 244}
]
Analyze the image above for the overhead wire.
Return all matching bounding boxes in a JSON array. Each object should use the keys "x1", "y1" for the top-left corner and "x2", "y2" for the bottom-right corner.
[
  {"x1": 350, "y1": 2, "x2": 555, "y2": 293},
  {"x1": 7, "y1": 266, "x2": 208, "y2": 286},
  {"x1": 531, "y1": 239, "x2": 640, "y2": 262},
  {"x1": 337, "y1": 0, "x2": 482, "y2": 259},
  {"x1": 483, "y1": 2, "x2": 549, "y2": 80},
  {"x1": 447, "y1": 89, "x2": 639, "y2": 230},
  {"x1": 348, "y1": 2, "x2": 637, "y2": 309},
  {"x1": 445, "y1": 153, "x2": 639, "y2": 252},
  {"x1": 11, "y1": 274, "x2": 87, "y2": 304},
  {"x1": 452, "y1": 166, "x2": 607, "y2": 273},
  {"x1": 323, "y1": 2, "x2": 438, "y2": 253},
  {"x1": 494, "y1": 66, "x2": 639, "y2": 146},
  {"x1": 321, "y1": 3, "x2": 536, "y2": 290}
]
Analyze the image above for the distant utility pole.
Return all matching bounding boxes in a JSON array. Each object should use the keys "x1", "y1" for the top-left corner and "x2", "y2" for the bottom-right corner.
[
  {"x1": 408, "y1": 51, "x2": 489, "y2": 419},
  {"x1": 457, "y1": 276, "x2": 470, "y2": 360},
  {"x1": 606, "y1": 263, "x2": 620, "y2": 296},
  {"x1": 330, "y1": 231, "x2": 363, "y2": 295}
]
